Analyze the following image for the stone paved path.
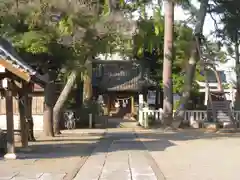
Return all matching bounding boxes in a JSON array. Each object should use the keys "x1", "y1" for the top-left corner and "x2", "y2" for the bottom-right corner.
[
  {"x1": 73, "y1": 129, "x2": 160, "y2": 180},
  {"x1": 0, "y1": 129, "x2": 105, "y2": 180},
  {"x1": 5, "y1": 127, "x2": 240, "y2": 180},
  {"x1": 136, "y1": 129, "x2": 240, "y2": 180}
]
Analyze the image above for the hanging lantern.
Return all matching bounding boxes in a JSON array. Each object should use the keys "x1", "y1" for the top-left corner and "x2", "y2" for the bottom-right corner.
[
  {"x1": 98, "y1": 95, "x2": 104, "y2": 104},
  {"x1": 122, "y1": 100, "x2": 126, "y2": 107},
  {"x1": 115, "y1": 101, "x2": 120, "y2": 108}
]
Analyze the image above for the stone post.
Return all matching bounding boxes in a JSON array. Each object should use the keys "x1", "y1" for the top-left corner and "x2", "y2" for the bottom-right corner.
[{"x1": 138, "y1": 94, "x2": 144, "y2": 126}]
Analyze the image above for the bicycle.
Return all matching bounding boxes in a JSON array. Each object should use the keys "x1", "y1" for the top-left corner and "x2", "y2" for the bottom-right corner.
[{"x1": 64, "y1": 110, "x2": 79, "y2": 130}]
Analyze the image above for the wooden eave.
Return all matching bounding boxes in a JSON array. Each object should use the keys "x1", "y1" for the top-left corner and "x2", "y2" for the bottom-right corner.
[{"x1": 0, "y1": 58, "x2": 31, "y2": 82}]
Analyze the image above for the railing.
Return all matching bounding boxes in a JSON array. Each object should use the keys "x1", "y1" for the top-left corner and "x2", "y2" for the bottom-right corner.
[{"x1": 139, "y1": 108, "x2": 240, "y2": 127}]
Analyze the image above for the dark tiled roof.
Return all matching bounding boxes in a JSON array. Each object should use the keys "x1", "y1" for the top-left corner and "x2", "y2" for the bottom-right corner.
[
  {"x1": 93, "y1": 60, "x2": 155, "y2": 92},
  {"x1": 0, "y1": 37, "x2": 48, "y2": 86}
]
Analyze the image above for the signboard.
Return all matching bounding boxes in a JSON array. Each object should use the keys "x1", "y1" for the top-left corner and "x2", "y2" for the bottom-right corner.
[{"x1": 147, "y1": 90, "x2": 156, "y2": 104}]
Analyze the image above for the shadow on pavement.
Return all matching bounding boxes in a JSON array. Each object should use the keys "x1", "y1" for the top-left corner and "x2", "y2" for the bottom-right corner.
[{"x1": 11, "y1": 129, "x2": 240, "y2": 160}]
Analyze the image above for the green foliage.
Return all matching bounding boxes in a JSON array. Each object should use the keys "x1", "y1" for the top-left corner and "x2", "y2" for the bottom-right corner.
[
  {"x1": 211, "y1": 0, "x2": 240, "y2": 58},
  {"x1": 173, "y1": 100, "x2": 180, "y2": 110},
  {"x1": 14, "y1": 31, "x2": 53, "y2": 54},
  {"x1": 132, "y1": 7, "x2": 199, "y2": 93},
  {"x1": 0, "y1": 0, "x2": 131, "y2": 72}
]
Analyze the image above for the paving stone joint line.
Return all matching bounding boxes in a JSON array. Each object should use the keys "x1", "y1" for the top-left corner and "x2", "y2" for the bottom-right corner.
[
  {"x1": 63, "y1": 131, "x2": 107, "y2": 180},
  {"x1": 133, "y1": 131, "x2": 166, "y2": 180},
  {"x1": 127, "y1": 152, "x2": 133, "y2": 180}
]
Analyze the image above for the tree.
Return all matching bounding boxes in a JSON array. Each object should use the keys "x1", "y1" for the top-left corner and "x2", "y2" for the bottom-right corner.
[
  {"x1": 52, "y1": 0, "x2": 135, "y2": 134},
  {"x1": 210, "y1": 0, "x2": 240, "y2": 109},
  {"x1": 162, "y1": 0, "x2": 174, "y2": 127},
  {"x1": 0, "y1": 0, "x2": 82, "y2": 136},
  {"x1": 173, "y1": 0, "x2": 209, "y2": 127},
  {"x1": 132, "y1": 4, "x2": 199, "y2": 94},
  {"x1": 53, "y1": 70, "x2": 78, "y2": 134}
]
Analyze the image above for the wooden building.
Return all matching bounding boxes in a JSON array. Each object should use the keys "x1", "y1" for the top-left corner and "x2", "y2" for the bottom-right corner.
[
  {"x1": 0, "y1": 37, "x2": 48, "y2": 158},
  {"x1": 92, "y1": 60, "x2": 156, "y2": 118}
]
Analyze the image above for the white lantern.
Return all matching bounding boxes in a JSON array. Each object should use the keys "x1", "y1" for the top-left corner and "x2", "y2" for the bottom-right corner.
[
  {"x1": 0, "y1": 65, "x2": 5, "y2": 73},
  {"x1": 2, "y1": 78, "x2": 8, "y2": 88},
  {"x1": 115, "y1": 101, "x2": 120, "y2": 108},
  {"x1": 98, "y1": 95, "x2": 104, "y2": 104},
  {"x1": 122, "y1": 100, "x2": 126, "y2": 107}
]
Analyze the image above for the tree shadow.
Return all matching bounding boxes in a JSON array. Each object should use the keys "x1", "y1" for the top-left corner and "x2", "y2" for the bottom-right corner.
[{"x1": 7, "y1": 129, "x2": 240, "y2": 160}]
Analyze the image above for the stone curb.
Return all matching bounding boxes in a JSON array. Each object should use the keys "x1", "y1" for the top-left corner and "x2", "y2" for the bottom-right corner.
[
  {"x1": 134, "y1": 131, "x2": 166, "y2": 180},
  {"x1": 63, "y1": 131, "x2": 107, "y2": 180}
]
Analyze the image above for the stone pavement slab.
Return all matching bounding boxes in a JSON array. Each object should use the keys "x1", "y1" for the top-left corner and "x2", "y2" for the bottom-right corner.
[
  {"x1": 0, "y1": 129, "x2": 105, "y2": 180},
  {"x1": 73, "y1": 130, "x2": 159, "y2": 180},
  {"x1": 136, "y1": 129, "x2": 240, "y2": 180}
]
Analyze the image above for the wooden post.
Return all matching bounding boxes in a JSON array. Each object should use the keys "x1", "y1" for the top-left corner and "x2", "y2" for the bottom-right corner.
[
  {"x1": 107, "y1": 95, "x2": 110, "y2": 116},
  {"x1": 89, "y1": 113, "x2": 92, "y2": 128},
  {"x1": 19, "y1": 82, "x2": 30, "y2": 151},
  {"x1": 25, "y1": 83, "x2": 35, "y2": 141},
  {"x1": 18, "y1": 94, "x2": 28, "y2": 149},
  {"x1": 138, "y1": 94, "x2": 144, "y2": 126},
  {"x1": 4, "y1": 79, "x2": 17, "y2": 159},
  {"x1": 131, "y1": 96, "x2": 134, "y2": 114},
  {"x1": 145, "y1": 114, "x2": 149, "y2": 128}
]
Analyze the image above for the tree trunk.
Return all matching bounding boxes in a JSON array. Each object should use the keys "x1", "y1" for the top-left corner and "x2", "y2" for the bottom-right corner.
[
  {"x1": 75, "y1": 80, "x2": 83, "y2": 107},
  {"x1": 234, "y1": 37, "x2": 240, "y2": 109},
  {"x1": 173, "y1": 0, "x2": 209, "y2": 127},
  {"x1": 83, "y1": 60, "x2": 93, "y2": 103},
  {"x1": 234, "y1": 34, "x2": 240, "y2": 91},
  {"x1": 53, "y1": 70, "x2": 78, "y2": 134},
  {"x1": 43, "y1": 70, "x2": 56, "y2": 137},
  {"x1": 162, "y1": 0, "x2": 174, "y2": 127},
  {"x1": 83, "y1": 60, "x2": 94, "y2": 127},
  {"x1": 213, "y1": 68, "x2": 223, "y2": 92}
]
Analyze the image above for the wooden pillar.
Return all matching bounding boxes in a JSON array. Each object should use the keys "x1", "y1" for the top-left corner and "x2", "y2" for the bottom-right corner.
[
  {"x1": 4, "y1": 79, "x2": 17, "y2": 159},
  {"x1": 131, "y1": 96, "x2": 134, "y2": 114},
  {"x1": 107, "y1": 95, "x2": 111, "y2": 116},
  {"x1": 19, "y1": 82, "x2": 30, "y2": 151},
  {"x1": 138, "y1": 94, "x2": 144, "y2": 126},
  {"x1": 25, "y1": 83, "x2": 35, "y2": 141},
  {"x1": 18, "y1": 94, "x2": 27, "y2": 149}
]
